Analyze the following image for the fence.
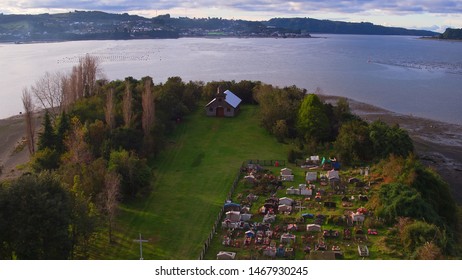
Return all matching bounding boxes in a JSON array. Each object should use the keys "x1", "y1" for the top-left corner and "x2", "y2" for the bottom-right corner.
[
  {"x1": 198, "y1": 159, "x2": 286, "y2": 260},
  {"x1": 198, "y1": 165, "x2": 242, "y2": 260},
  {"x1": 246, "y1": 159, "x2": 286, "y2": 167}
]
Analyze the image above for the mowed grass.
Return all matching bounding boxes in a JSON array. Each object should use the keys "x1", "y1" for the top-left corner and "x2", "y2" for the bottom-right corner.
[{"x1": 89, "y1": 105, "x2": 288, "y2": 259}]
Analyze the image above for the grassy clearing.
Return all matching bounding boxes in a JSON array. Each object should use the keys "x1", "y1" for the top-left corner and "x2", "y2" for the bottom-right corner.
[{"x1": 89, "y1": 105, "x2": 288, "y2": 259}]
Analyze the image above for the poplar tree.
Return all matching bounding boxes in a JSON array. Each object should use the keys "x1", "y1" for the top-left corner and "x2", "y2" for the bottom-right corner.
[
  {"x1": 21, "y1": 88, "x2": 35, "y2": 155},
  {"x1": 104, "y1": 88, "x2": 115, "y2": 130},
  {"x1": 123, "y1": 79, "x2": 133, "y2": 128}
]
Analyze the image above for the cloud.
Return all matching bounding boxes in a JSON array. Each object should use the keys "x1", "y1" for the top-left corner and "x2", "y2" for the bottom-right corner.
[{"x1": 2, "y1": 0, "x2": 462, "y2": 17}]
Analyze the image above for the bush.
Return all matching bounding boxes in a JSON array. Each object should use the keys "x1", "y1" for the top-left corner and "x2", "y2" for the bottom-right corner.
[
  {"x1": 108, "y1": 127, "x2": 143, "y2": 153},
  {"x1": 31, "y1": 147, "x2": 60, "y2": 171},
  {"x1": 376, "y1": 183, "x2": 441, "y2": 225},
  {"x1": 2, "y1": 173, "x2": 72, "y2": 259},
  {"x1": 287, "y1": 148, "x2": 302, "y2": 164},
  {"x1": 108, "y1": 149, "x2": 152, "y2": 200},
  {"x1": 399, "y1": 220, "x2": 442, "y2": 254}
]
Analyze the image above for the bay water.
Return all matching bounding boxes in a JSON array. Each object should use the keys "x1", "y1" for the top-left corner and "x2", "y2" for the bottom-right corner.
[{"x1": 0, "y1": 35, "x2": 461, "y2": 124}]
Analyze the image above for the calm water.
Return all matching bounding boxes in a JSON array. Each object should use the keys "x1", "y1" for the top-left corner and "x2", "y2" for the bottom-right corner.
[{"x1": 1, "y1": 35, "x2": 461, "y2": 123}]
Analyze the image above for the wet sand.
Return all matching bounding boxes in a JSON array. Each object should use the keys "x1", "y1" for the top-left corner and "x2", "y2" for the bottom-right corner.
[{"x1": 0, "y1": 112, "x2": 45, "y2": 180}]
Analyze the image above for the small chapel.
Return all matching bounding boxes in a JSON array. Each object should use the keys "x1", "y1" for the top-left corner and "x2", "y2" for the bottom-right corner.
[{"x1": 205, "y1": 87, "x2": 242, "y2": 117}]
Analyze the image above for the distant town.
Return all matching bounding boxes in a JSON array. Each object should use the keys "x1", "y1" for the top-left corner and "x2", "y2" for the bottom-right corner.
[{"x1": 0, "y1": 10, "x2": 440, "y2": 43}]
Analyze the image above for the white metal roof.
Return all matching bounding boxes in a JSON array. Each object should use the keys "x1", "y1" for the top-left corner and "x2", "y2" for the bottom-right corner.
[{"x1": 223, "y1": 90, "x2": 242, "y2": 108}]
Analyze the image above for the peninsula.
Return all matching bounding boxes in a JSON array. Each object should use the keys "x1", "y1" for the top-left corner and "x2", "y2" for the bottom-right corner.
[{"x1": 0, "y1": 11, "x2": 439, "y2": 43}]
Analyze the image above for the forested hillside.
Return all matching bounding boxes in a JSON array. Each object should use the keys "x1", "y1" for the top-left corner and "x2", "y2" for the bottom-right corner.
[{"x1": 0, "y1": 11, "x2": 438, "y2": 42}]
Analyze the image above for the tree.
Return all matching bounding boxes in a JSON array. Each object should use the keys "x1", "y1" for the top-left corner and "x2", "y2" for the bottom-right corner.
[
  {"x1": 324, "y1": 97, "x2": 358, "y2": 141},
  {"x1": 123, "y1": 79, "x2": 133, "y2": 128},
  {"x1": 334, "y1": 97, "x2": 351, "y2": 119},
  {"x1": 156, "y1": 76, "x2": 192, "y2": 123},
  {"x1": 37, "y1": 110, "x2": 56, "y2": 151},
  {"x1": 272, "y1": 119, "x2": 289, "y2": 142},
  {"x1": 31, "y1": 71, "x2": 65, "y2": 119},
  {"x1": 68, "y1": 175, "x2": 99, "y2": 259},
  {"x1": 230, "y1": 80, "x2": 260, "y2": 104},
  {"x1": 31, "y1": 147, "x2": 60, "y2": 171},
  {"x1": 0, "y1": 183, "x2": 12, "y2": 259},
  {"x1": 334, "y1": 119, "x2": 372, "y2": 165},
  {"x1": 142, "y1": 77, "x2": 155, "y2": 154},
  {"x1": 5, "y1": 173, "x2": 72, "y2": 259},
  {"x1": 297, "y1": 94, "x2": 330, "y2": 142},
  {"x1": 55, "y1": 111, "x2": 71, "y2": 155},
  {"x1": 104, "y1": 88, "x2": 115, "y2": 129},
  {"x1": 101, "y1": 171, "x2": 121, "y2": 243},
  {"x1": 85, "y1": 120, "x2": 108, "y2": 158},
  {"x1": 142, "y1": 77, "x2": 155, "y2": 137},
  {"x1": 62, "y1": 117, "x2": 93, "y2": 166},
  {"x1": 61, "y1": 54, "x2": 103, "y2": 105},
  {"x1": 79, "y1": 54, "x2": 101, "y2": 97},
  {"x1": 21, "y1": 88, "x2": 35, "y2": 155},
  {"x1": 254, "y1": 84, "x2": 304, "y2": 137},
  {"x1": 107, "y1": 127, "x2": 144, "y2": 154},
  {"x1": 108, "y1": 149, "x2": 152, "y2": 200},
  {"x1": 369, "y1": 120, "x2": 413, "y2": 159}
]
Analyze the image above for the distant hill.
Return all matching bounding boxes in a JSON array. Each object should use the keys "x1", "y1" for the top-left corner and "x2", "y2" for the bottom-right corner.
[
  {"x1": 0, "y1": 11, "x2": 439, "y2": 42},
  {"x1": 439, "y1": 28, "x2": 462, "y2": 40},
  {"x1": 265, "y1": 17, "x2": 439, "y2": 36}
]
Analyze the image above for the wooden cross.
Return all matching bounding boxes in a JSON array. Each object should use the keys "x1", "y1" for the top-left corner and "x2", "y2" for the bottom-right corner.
[{"x1": 133, "y1": 233, "x2": 148, "y2": 260}]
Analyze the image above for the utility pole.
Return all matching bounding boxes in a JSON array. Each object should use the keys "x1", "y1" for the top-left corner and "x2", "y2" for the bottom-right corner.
[{"x1": 133, "y1": 233, "x2": 148, "y2": 260}]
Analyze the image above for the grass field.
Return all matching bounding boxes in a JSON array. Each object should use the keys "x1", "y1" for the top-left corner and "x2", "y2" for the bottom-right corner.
[{"x1": 89, "y1": 105, "x2": 288, "y2": 259}]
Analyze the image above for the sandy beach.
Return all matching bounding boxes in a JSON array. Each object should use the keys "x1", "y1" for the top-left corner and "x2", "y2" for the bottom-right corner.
[{"x1": 1, "y1": 99, "x2": 462, "y2": 203}]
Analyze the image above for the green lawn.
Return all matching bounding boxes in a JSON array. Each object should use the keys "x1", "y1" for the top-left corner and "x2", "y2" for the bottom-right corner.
[{"x1": 89, "y1": 105, "x2": 288, "y2": 259}]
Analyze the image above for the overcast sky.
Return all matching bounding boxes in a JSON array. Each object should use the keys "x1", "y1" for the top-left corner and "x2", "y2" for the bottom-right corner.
[{"x1": 1, "y1": 0, "x2": 461, "y2": 32}]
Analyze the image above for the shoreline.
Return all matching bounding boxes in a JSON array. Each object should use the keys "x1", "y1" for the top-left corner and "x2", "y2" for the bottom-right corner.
[
  {"x1": 2, "y1": 99, "x2": 462, "y2": 203},
  {"x1": 320, "y1": 94, "x2": 462, "y2": 204}
]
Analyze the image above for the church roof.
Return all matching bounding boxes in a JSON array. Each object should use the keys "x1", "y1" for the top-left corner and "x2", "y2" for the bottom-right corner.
[
  {"x1": 223, "y1": 90, "x2": 242, "y2": 108},
  {"x1": 205, "y1": 89, "x2": 242, "y2": 109}
]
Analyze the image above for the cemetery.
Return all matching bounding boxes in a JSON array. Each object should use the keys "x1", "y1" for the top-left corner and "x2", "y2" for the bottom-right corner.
[{"x1": 206, "y1": 158, "x2": 384, "y2": 260}]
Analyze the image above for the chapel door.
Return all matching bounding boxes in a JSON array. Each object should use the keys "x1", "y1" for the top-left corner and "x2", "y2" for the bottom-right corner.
[{"x1": 216, "y1": 107, "x2": 224, "y2": 117}]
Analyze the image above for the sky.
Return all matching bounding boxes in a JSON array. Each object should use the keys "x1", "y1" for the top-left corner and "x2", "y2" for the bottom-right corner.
[{"x1": 1, "y1": 0, "x2": 462, "y2": 32}]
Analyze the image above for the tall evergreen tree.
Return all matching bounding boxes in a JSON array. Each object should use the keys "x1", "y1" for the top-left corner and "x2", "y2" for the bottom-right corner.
[
  {"x1": 56, "y1": 111, "x2": 71, "y2": 154},
  {"x1": 37, "y1": 110, "x2": 57, "y2": 151}
]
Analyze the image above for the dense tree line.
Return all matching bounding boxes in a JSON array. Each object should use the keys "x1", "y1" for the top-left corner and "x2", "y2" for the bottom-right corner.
[
  {"x1": 252, "y1": 84, "x2": 413, "y2": 165},
  {"x1": 439, "y1": 28, "x2": 462, "y2": 40}
]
